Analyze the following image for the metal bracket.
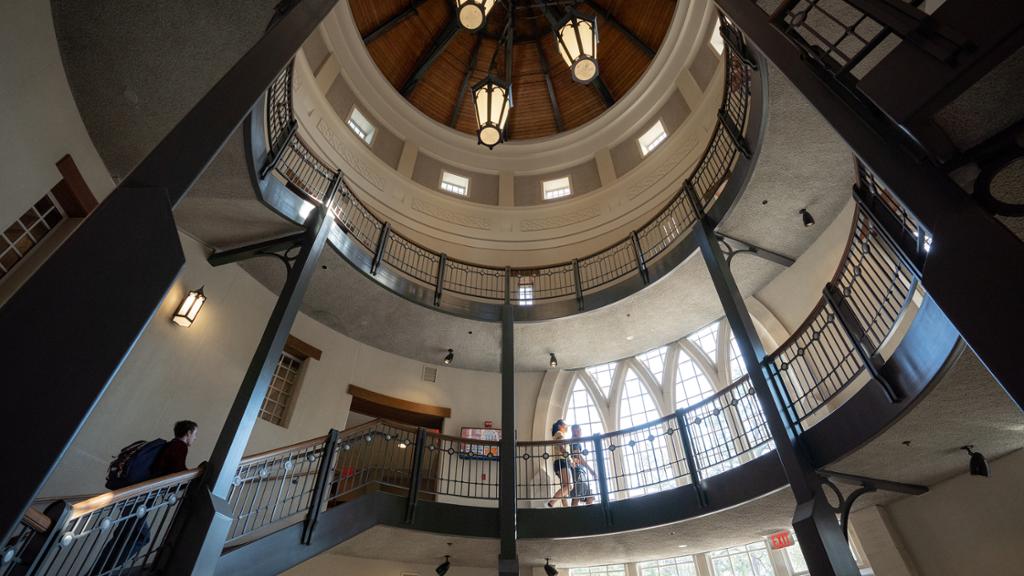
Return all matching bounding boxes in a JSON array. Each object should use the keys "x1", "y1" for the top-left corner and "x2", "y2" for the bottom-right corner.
[
  {"x1": 819, "y1": 469, "x2": 927, "y2": 540},
  {"x1": 208, "y1": 231, "x2": 308, "y2": 272},
  {"x1": 716, "y1": 233, "x2": 796, "y2": 268}
]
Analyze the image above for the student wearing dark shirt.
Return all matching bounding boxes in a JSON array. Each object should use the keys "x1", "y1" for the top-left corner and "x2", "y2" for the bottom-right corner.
[{"x1": 93, "y1": 420, "x2": 198, "y2": 574}]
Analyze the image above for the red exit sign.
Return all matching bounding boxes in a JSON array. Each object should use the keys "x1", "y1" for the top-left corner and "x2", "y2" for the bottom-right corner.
[{"x1": 769, "y1": 531, "x2": 794, "y2": 550}]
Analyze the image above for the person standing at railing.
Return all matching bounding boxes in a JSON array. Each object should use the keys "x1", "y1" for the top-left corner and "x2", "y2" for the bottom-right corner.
[
  {"x1": 568, "y1": 425, "x2": 596, "y2": 506},
  {"x1": 546, "y1": 420, "x2": 573, "y2": 508},
  {"x1": 91, "y1": 420, "x2": 199, "y2": 575}
]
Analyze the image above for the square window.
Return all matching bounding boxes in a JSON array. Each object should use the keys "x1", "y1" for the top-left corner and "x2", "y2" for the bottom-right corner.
[
  {"x1": 440, "y1": 171, "x2": 469, "y2": 196},
  {"x1": 346, "y1": 107, "x2": 376, "y2": 145},
  {"x1": 542, "y1": 176, "x2": 572, "y2": 200},
  {"x1": 639, "y1": 120, "x2": 668, "y2": 157},
  {"x1": 517, "y1": 279, "x2": 534, "y2": 306}
]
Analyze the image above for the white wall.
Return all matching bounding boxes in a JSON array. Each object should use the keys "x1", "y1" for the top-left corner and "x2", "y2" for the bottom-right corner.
[
  {"x1": 42, "y1": 232, "x2": 542, "y2": 497},
  {"x1": 0, "y1": 0, "x2": 114, "y2": 227}
]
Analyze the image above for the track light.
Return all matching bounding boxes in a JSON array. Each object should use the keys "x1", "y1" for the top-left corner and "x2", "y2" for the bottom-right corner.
[
  {"x1": 549, "y1": 353, "x2": 558, "y2": 368},
  {"x1": 544, "y1": 559, "x2": 559, "y2": 576},
  {"x1": 962, "y1": 445, "x2": 990, "y2": 477},
  {"x1": 436, "y1": 555, "x2": 451, "y2": 575},
  {"x1": 799, "y1": 208, "x2": 815, "y2": 227},
  {"x1": 443, "y1": 349, "x2": 454, "y2": 366}
]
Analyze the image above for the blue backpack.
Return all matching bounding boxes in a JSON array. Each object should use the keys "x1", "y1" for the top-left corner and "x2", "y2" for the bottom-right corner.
[{"x1": 105, "y1": 439, "x2": 167, "y2": 490}]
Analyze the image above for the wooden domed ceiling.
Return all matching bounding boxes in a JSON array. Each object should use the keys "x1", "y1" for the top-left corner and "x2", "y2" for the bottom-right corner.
[{"x1": 351, "y1": 0, "x2": 676, "y2": 141}]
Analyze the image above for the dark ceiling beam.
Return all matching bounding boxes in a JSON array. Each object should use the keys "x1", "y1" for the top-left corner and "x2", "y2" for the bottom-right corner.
[
  {"x1": 363, "y1": 0, "x2": 429, "y2": 44},
  {"x1": 450, "y1": 33, "x2": 484, "y2": 127},
  {"x1": 536, "y1": 40, "x2": 564, "y2": 132},
  {"x1": 591, "y1": 76, "x2": 614, "y2": 107},
  {"x1": 401, "y1": 16, "x2": 462, "y2": 96},
  {"x1": 584, "y1": 0, "x2": 656, "y2": 59}
]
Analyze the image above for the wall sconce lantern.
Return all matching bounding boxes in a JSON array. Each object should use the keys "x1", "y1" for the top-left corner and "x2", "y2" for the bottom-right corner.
[
  {"x1": 472, "y1": 76, "x2": 512, "y2": 148},
  {"x1": 555, "y1": 11, "x2": 599, "y2": 84},
  {"x1": 172, "y1": 287, "x2": 206, "y2": 327}
]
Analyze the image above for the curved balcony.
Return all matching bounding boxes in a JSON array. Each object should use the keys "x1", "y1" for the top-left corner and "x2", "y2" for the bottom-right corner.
[
  {"x1": 244, "y1": 18, "x2": 766, "y2": 321},
  {"x1": 6, "y1": 174, "x2": 962, "y2": 574}
]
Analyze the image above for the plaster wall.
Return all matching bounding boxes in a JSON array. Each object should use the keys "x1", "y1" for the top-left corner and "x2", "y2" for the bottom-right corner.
[
  {"x1": 323, "y1": 64, "x2": 404, "y2": 169},
  {"x1": 40, "y1": 232, "x2": 542, "y2": 498},
  {"x1": 882, "y1": 448, "x2": 1024, "y2": 576},
  {"x1": 0, "y1": 0, "x2": 114, "y2": 226},
  {"x1": 611, "y1": 88, "x2": 692, "y2": 178}
]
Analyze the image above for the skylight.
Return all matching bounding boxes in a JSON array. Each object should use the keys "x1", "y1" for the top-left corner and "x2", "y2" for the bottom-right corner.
[
  {"x1": 638, "y1": 120, "x2": 668, "y2": 156},
  {"x1": 440, "y1": 171, "x2": 469, "y2": 196},
  {"x1": 346, "y1": 107, "x2": 376, "y2": 145},
  {"x1": 542, "y1": 176, "x2": 572, "y2": 200}
]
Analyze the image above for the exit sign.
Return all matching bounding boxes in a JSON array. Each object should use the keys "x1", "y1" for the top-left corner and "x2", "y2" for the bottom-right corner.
[{"x1": 769, "y1": 531, "x2": 794, "y2": 549}]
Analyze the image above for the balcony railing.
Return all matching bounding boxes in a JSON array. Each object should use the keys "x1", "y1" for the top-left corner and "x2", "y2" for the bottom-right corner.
[{"x1": 253, "y1": 17, "x2": 759, "y2": 320}]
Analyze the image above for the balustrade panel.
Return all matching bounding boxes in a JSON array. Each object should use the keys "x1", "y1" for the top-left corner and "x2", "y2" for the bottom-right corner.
[{"x1": 418, "y1": 433, "x2": 500, "y2": 502}]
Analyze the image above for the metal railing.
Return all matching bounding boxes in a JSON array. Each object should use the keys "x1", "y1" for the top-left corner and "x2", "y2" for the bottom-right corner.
[{"x1": 259, "y1": 17, "x2": 756, "y2": 312}]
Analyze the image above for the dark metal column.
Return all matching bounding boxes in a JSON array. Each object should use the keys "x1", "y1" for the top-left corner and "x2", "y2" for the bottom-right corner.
[
  {"x1": 163, "y1": 185, "x2": 338, "y2": 575},
  {"x1": 498, "y1": 302, "x2": 518, "y2": 576},
  {"x1": 0, "y1": 0, "x2": 341, "y2": 544},
  {"x1": 694, "y1": 217, "x2": 859, "y2": 576},
  {"x1": 714, "y1": 0, "x2": 1024, "y2": 410}
]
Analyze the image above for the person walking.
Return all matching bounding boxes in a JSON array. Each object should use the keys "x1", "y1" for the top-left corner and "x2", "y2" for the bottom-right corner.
[
  {"x1": 569, "y1": 424, "x2": 596, "y2": 506},
  {"x1": 546, "y1": 420, "x2": 573, "y2": 508}
]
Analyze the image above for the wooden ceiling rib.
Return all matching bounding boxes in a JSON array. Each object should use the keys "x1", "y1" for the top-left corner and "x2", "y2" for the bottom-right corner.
[{"x1": 350, "y1": 0, "x2": 675, "y2": 141}]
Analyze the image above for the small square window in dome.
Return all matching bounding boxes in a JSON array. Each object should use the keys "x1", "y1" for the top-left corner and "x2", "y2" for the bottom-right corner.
[
  {"x1": 638, "y1": 120, "x2": 668, "y2": 157},
  {"x1": 543, "y1": 176, "x2": 572, "y2": 200},
  {"x1": 346, "y1": 107, "x2": 376, "y2": 145},
  {"x1": 440, "y1": 171, "x2": 469, "y2": 196}
]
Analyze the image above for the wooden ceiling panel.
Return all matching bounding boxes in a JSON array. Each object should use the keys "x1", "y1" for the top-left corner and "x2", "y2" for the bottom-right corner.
[{"x1": 351, "y1": 0, "x2": 675, "y2": 141}]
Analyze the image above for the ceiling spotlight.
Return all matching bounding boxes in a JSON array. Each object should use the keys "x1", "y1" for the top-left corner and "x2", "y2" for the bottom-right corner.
[
  {"x1": 549, "y1": 353, "x2": 558, "y2": 368},
  {"x1": 436, "y1": 555, "x2": 451, "y2": 576},
  {"x1": 455, "y1": 0, "x2": 496, "y2": 31},
  {"x1": 799, "y1": 208, "x2": 815, "y2": 227},
  {"x1": 443, "y1": 349, "x2": 454, "y2": 366},
  {"x1": 962, "y1": 445, "x2": 990, "y2": 477},
  {"x1": 544, "y1": 559, "x2": 559, "y2": 576}
]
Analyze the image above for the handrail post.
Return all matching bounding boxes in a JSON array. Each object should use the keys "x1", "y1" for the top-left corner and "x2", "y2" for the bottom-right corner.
[
  {"x1": 504, "y1": 266, "x2": 512, "y2": 304},
  {"x1": 630, "y1": 231, "x2": 650, "y2": 285},
  {"x1": 405, "y1": 427, "x2": 427, "y2": 524},
  {"x1": 301, "y1": 429, "x2": 339, "y2": 545},
  {"x1": 591, "y1": 434, "x2": 613, "y2": 526},
  {"x1": 434, "y1": 254, "x2": 447, "y2": 306},
  {"x1": 259, "y1": 119, "x2": 297, "y2": 180},
  {"x1": 717, "y1": 109, "x2": 752, "y2": 159},
  {"x1": 572, "y1": 258, "x2": 584, "y2": 311},
  {"x1": 674, "y1": 409, "x2": 708, "y2": 508},
  {"x1": 8, "y1": 501, "x2": 70, "y2": 576},
  {"x1": 683, "y1": 180, "x2": 704, "y2": 219},
  {"x1": 822, "y1": 284, "x2": 902, "y2": 402},
  {"x1": 370, "y1": 222, "x2": 391, "y2": 275}
]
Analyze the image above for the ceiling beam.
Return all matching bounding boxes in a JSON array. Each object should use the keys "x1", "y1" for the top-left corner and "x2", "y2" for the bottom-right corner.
[
  {"x1": 591, "y1": 76, "x2": 614, "y2": 107},
  {"x1": 536, "y1": 40, "x2": 564, "y2": 132},
  {"x1": 401, "y1": 16, "x2": 462, "y2": 97},
  {"x1": 584, "y1": 0, "x2": 656, "y2": 59},
  {"x1": 362, "y1": 0, "x2": 429, "y2": 44},
  {"x1": 450, "y1": 33, "x2": 484, "y2": 127}
]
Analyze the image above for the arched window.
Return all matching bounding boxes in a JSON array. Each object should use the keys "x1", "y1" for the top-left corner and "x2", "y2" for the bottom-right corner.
[
  {"x1": 727, "y1": 332, "x2": 748, "y2": 382},
  {"x1": 617, "y1": 368, "x2": 672, "y2": 495},
  {"x1": 636, "y1": 346, "x2": 669, "y2": 384},
  {"x1": 688, "y1": 322, "x2": 719, "y2": 361},
  {"x1": 585, "y1": 362, "x2": 616, "y2": 398},
  {"x1": 618, "y1": 369, "x2": 661, "y2": 428},
  {"x1": 564, "y1": 377, "x2": 605, "y2": 437},
  {"x1": 674, "y1": 348, "x2": 716, "y2": 409}
]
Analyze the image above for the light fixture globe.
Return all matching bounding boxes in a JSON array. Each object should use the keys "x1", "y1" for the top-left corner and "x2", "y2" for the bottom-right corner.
[
  {"x1": 556, "y1": 11, "x2": 599, "y2": 84},
  {"x1": 456, "y1": 0, "x2": 496, "y2": 31},
  {"x1": 472, "y1": 76, "x2": 512, "y2": 148}
]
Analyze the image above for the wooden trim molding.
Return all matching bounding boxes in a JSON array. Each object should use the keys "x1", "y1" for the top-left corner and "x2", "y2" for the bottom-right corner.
[
  {"x1": 285, "y1": 334, "x2": 322, "y2": 361},
  {"x1": 347, "y1": 385, "x2": 451, "y2": 418},
  {"x1": 50, "y1": 154, "x2": 98, "y2": 217}
]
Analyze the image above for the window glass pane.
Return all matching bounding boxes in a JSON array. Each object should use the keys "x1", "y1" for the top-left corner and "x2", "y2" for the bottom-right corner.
[
  {"x1": 259, "y1": 352, "x2": 302, "y2": 426},
  {"x1": 346, "y1": 107, "x2": 376, "y2": 144},
  {"x1": 728, "y1": 332, "x2": 748, "y2": 382},
  {"x1": 586, "y1": 362, "x2": 616, "y2": 397},
  {"x1": 543, "y1": 176, "x2": 572, "y2": 200},
  {"x1": 639, "y1": 120, "x2": 668, "y2": 156},
  {"x1": 674, "y1": 348, "x2": 715, "y2": 409},
  {"x1": 565, "y1": 378, "x2": 605, "y2": 437},
  {"x1": 569, "y1": 564, "x2": 626, "y2": 576},
  {"x1": 687, "y1": 321, "x2": 719, "y2": 361},
  {"x1": 637, "y1": 346, "x2": 669, "y2": 385},
  {"x1": 441, "y1": 171, "x2": 469, "y2": 196},
  {"x1": 618, "y1": 369, "x2": 660, "y2": 429}
]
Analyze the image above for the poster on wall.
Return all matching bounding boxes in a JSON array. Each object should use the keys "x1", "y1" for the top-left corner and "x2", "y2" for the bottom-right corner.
[{"x1": 460, "y1": 427, "x2": 500, "y2": 458}]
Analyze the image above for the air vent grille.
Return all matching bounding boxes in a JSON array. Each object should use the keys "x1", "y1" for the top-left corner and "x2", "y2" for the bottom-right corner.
[{"x1": 421, "y1": 366, "x2": 437, "y2": 382}]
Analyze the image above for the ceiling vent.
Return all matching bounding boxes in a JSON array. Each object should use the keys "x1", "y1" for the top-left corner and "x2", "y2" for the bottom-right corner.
[{"x1": 421, "y1": 366, "x2": 437, "y2": 383}]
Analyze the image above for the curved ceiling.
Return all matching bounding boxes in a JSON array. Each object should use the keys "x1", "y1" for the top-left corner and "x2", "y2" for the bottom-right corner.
[{"x1": 350, "y1": 0, "x2": 676, "y2": 140}]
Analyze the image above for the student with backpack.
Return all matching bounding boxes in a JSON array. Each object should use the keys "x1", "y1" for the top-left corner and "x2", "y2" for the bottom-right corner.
[{"x1": 93, "y1": 420, "x2": 198, "y2": 574}]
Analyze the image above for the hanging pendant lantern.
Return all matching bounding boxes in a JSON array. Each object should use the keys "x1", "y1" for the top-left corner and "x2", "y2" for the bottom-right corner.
[
  {"x1": 456, "y1": 0, "x2": 497, "y2": 31},
  {"x1": 556, "y1": 11, "x2": 599, "y2": 84},
  {"x1": 472, "y1": 76, "x2": 512, "y2": 148}
]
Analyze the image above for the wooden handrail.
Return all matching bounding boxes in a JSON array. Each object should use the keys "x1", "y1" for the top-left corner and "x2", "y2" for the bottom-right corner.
[
  {"x1": 69, "y1": 469, "x2": 200, "y2": 521},
  {"x1": 22, "y1": 507, "x2": 52, "y2": 533}
]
